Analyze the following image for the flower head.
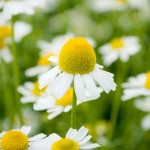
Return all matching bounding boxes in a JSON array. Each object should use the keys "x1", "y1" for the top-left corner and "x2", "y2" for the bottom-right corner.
[
  {"x1": 30, "y1": 126, "x2": 100, "y2": 150},
  {"x1": 0, "y1": 126, "x2": 46, "y2": 150},
  {"x1": 99, "y1": 36, "x2": 140, "y2": 66},
  {"x1": 39, "y1": 37, "x2": 116, "y2": 101},
  {"x1": 122, "y1": 72, "x2": 150, "y2": 101}
]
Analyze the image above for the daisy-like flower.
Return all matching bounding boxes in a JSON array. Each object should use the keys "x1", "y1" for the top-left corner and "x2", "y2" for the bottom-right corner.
[
  {"x1": 25, "y1": 33, "x2": 74, "y2": 77},
  {"x1": 18, "y1": 81, "x2": 47, "y2": 104},
  {"x1": 33, "y1": 87, "x2": 102, "y2": 119},
  {"x1": 25, "y1": 34, "x2": 96, "y2": 77},
  {"x1": 91, "y1": 0, "x2": 127, "y2": 13},
  {"x1": 122, "y1": 72, "x2": 150, "y2": 101},
  {"x1": 30, "y1": 126, "x2": 99, "y2": 150},
  {"x1": 99, "y1": 36, "x2": 140, "y2": 66},
  {"x1": 134, "y1": 98, "x2": 150, "y2": 130},
  {"x1": 39, "y1": 37, "x2": 116, "y2": 101},
  {"x1": 91, "y1": 0, "x2": 148, "y2": 13},
  {"x1": 2, "y1": 1, "x2": 35, "y2": 20},
  {"x1": 0, "y1": 126, "x2": 46, "y2": 150}
]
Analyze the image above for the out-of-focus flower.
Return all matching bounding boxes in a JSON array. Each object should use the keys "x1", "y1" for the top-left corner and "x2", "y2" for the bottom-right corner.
[
  {"x1": 134, "y1": 98, "x2": 150, "y2": 130},
  {"x1": 25, "y1": 33, "x2": 74, "y2": 77},
  {"x1": 99, "y1": 36, "x2": 140, "y2": 66},
  {"x1": 25, "y1": 34, "x2": 96, "y2": 77},
  {"x1": 39, "y1": 37, "x2": 116, "y2": 101},
  {"x1": 0, "y1": 126, "x2": 46, "y2": 150},
  {"x1": 2, "y1": 1, "x2": 35, "y2": 20},
  {"x1": 122, "y1": 72, "x2": 150, "y2": 101},
  {"x1": 34, "y1": 88, "x2": 74, "y2": 120},
  {"x1": 91, "y1": 0, "x2": 127, "y2": 12},
  {"x1": 91, "y1": 0, "x2": 149, "y2": 12},
  {"x1": 18, "y1": 81, "x2": 47, "y2": 104},
  {"x1": 14, "y1": 21, "x2": 32, "y2": 42},
  {"x1": 30, "y1": 126, "x2": 100, "y2": 149}
]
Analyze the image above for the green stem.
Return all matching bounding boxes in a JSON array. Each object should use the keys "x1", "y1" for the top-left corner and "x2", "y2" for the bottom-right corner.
[
  {"x1": 11, "y1": 16, "x2": 24, "y2": 125},
  {"x1": 71, "y1": 86, "x2": 77, "y2": 128},
  {"x1": 1, "y1": 59, "x2": 14, "y2": 128},
  {"x1": 108, "y1": 62, "x2": 126, "y2": 139}
]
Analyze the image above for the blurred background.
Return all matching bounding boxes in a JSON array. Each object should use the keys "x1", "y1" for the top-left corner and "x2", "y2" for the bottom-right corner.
[{"x1": 0, "y1": 0, "x2": 150, "y2": 149}]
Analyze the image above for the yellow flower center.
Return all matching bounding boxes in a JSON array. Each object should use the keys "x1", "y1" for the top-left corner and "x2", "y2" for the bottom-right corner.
[
  {"x1": 0, "y1": 39, "x2": 6, "y2": 49},
  {"x1": 31, "y1": 82, "x2": 47, "y2": 96},
  {"x1": 1, "y1": 131, "x2": 28, "y2": 150},
  {"x1": 145, "y1": 72, "x2": 150, "y2": 89},
  {"x1": 0, "y1": 26, "x2": 12, "y2": 39},
  {"x1": 58, "y1": 37, "x2": 96, "y2": 75},
  {"x1": 52, "y1": 138, "x2": 79, "y2": 150},
  {"x1": 38, "y1": 53, "x2": 54, "y2": 66},
  {"x1": 56, "y1": 88, "x2": 73, "y2": 106},
  {"x1": 110, "y1": 38, "x2": 125, "y2": 49}
]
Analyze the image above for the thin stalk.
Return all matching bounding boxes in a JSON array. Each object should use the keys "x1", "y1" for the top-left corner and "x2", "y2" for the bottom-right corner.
[
  {"x1": 11, "y1": 16, "x2": 24, "y2": 125},
  {"x1": 71, "y1": 85, "x2": 77, "y2": 128},
  {"x1": 1, "y1": 59, "x2": 14, "y2": 128},
  {"x1": 108, "y1": 62, "x2": 126, "y2": 139}
]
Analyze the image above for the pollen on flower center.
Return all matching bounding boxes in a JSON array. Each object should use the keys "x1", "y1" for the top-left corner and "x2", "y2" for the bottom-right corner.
[
  {"x1": 38, "y1": 53, "x2": 55, "y2": 66},
  {"x1": 32, "y1": 82, "x2": 47, "y2": 96},
  {"x1": 56, "y1": 88, "x2": 73, "y2": 106},
  {"x1": 1, "y1": 131, "x2": 28, "y2": 150},
  {"x1": 145, "y1": 72, "x2": 150, "y2": 89},
  {"x1": 110, "y1": 38, "x2": 125, "y2": 49},
  {"x1": 0, "y1": 26, "x2": 12, "y2": 39},
  {"x1": 58, "y1": 37, "x2": 96, "y2": 74},
  {"x1": 52, "y1": 138, "x2": 79, "y2": 150}
]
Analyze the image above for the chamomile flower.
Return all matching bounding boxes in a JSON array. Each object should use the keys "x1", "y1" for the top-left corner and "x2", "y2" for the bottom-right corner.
[
  {"x1": 0, "y1": 126, "x2": 46, "y2": 150},
  {"x1": 122, "y1": 72, "x2": 150, "y2": 101},
  {"x1": 18, "y1": 81, "x2": 47, "y2": 104},
  {"x1": 30, "y1": 126, "x2": 100, "y2": 150},
  {"x1": 25, "y1": 34, "x2": 95, "y2": 77},
  {"x1": 91, "y1": 0, "x2": 148, "y2": 12},
  {"x1": 2, "y1": 1, "x2": 35, "y2": 20},
  {"x1": 33, "y1": 88, "x2": 102, "y2": 120},
  {"x1": 99, "y1": 36, "x2": 140, "y2": 66},
  {"x1": 33, "y1": 88, "x2": 74, "y2": 120},
  {"x1": 91, "y1": 0, "x2": 127, "y2": 13},
  {"x1": 134, "y1": 98, "x2": 150, "y2": 130},
  {"x1": 25, "y1": 33, "x2": 74, "y2": 77},
  {"x1": 39, "y1": 37, "x2": 116, "y2": 101}
]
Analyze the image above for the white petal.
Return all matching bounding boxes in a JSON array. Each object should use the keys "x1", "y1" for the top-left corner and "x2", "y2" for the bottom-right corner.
[
  {"x1": 74, "y1": 74, "x2": 86, "y2": 101},
  {"x1": 38, "y1": 66, "x2": 60, "y2": 89},
  {"x1": 82, "y1": 74, "x2": 100, "y2": 99},
  {"x1": 74, "y1": 126, "x2": 88, "y2": 142},
  {"x1": 80, "y1": 143, "x2": 100, "y2": 149},
  {"x1": 66, "y1": 129, "x2": 77, "y2": 139},
  {"x1": 21, "y1": 126, "x2": 31, "y2": 135},
  {"x1": 48, "y1": 56, "x2": 58, "y2": 63},
  {"x1": 47, "y1": 109, "x2": 63, "y2": 120},
  {"x1": 79, "y1": 135, "x2": 92, "y2": 145},
  {"x1": 29, "y1": 134, "x2": 46, "y2": 142}
]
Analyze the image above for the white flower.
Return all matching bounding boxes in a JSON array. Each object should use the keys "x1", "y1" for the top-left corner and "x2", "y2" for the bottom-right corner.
[
  {"x1": 122, "y1": 72, "x2": 150, "y2": 101},
  {"x1": 30, "y1": 126, "x2": 100, "y2": 150},
  {"x1": 91, "y1": 0, "x2": 127, "y2": 13},
  {"x1": 18, "y1": 81, "x2": 47, "y2": 104},
  {"x1": 2, "y1": 1, "x2": 35, "y2": 20},
  {"x1": 0, "y1": 126, "x2": 46, "y2": 150},
  {"x1": 91, "y1": 0, "x2": 149, "y2": 12},
  {"x1": 25, "y1": 33, "x2": 96, "y2": 77},
  {"x1": 33, "y1": 88, "x2": 103, "y2": 120},
  {"x1": 14, "y1": 21, "x2": 32, "y2": 42},
  {"x1": 99, "y1": 36, "x2": 140, "y2": 66},
  {"x1": 0, "y1": 46, "x2": 13, "y2": 63},
  {"x1": 39, "y1": 37, "x2": 116, "y2": 101},
  {"x1": 134, "y1": 98, "x2": 150, "y2": 131}
]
